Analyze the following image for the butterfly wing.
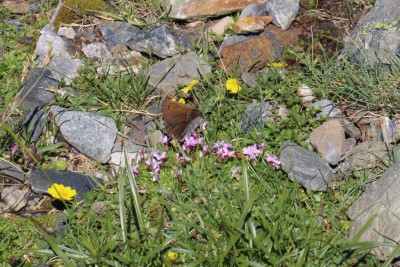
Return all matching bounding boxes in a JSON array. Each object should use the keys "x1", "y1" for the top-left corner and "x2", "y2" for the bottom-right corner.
[{"x1": 162, "y1": 100, "x2": 201, "y2": 139}]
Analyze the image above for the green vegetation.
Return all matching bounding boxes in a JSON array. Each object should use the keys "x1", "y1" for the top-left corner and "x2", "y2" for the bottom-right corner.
[
  {"x1": 1, "y1": 0, "x2": 400, "y2": 266},
  {"x1": 53, "y1": 0, "x2": 111, "y2": 28}
]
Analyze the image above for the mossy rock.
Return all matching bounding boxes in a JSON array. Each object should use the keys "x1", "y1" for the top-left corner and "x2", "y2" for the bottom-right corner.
[{"x1": 54, "y1": 0, "x2": 112, "y2": 29}]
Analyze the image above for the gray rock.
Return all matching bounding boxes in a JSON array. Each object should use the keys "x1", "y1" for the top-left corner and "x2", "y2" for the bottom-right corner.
[
  {"x1": 109, "y1": 151, "x2": 139, "y2": 169},
  {"x1": 147, "y1": 52, "x2": 212, "y2": 96},
  {"x1": 55, "y1": 216, "x2": 67, "y2": 232},
  {"x1": 309, "y1": 119, "x2": 345, "y2": 165},
  {"x1": 368, "y1": 116, "x2": 398, "y2": 144},
  {"x1": 266, "y1": 0, "x2": 299, "y2": 30},
  {"x1": 5, "y1": 19, "x2": 23, "y2": 29},
  {"x1": 98, "y1": 20, "x2": 140, "y2": 50},
  {"x1": 97, "y1": 51, "x2": 145, "y2": 76},
  {"x1": 347, "y1": 160, "x2": 400, "y2": 260},
  {"x1": 280, "y1": 141, "x2": 334, "y2": 191},
  {"x1": 126, "y1": 115, "x2": 148, "y2": 146},
  {"x1": 339, "y1": 118, "x2": 361, "y2": 139},
  {"x1": 29, "y1": 169, "x2": 100, "y2": 200},
  {"x1": 76, "y1": 26, "x2": 96, "y2": 43},
  {"x1": 126, "y1": 24, "x2": 186, "y2": 58},
  {"x1": 145, "y1": 129, "x2": 164, "y2": 148},
  {"x1": 241, "y1": 71, "x2": 257, "y2": 87},
  {"x1": 51, "y1": 106, "x2": 117, "y2": 163},
  {"x1": 206, "y1": 16, "x2": 234, "y2": 36},
  {"x1": 241, "y1": 102, "x2": 275, "y2": 131},
  {"x1": 24, "y1": 107, "x2": 48, "y2": 141},
  {"x1": 82, "y1": 42, "x2": 112, "y2": 61},
  {"x1": 337, "y1": 158, "x2": 352, "y2": 173},
  {"x1": 113, "y1": 135, "x2": 144, "y2": 153},
  {"x1": 347, "y1": 140, "x2": 389, "y2": 169},
  {"x1": 35, "y1": 24, "x2": 74, "y2": 66},
  {"x1": 0, "y1": 159, "x2": 26, "y2": 182},
  {"x1": 165, "y1": 0, "x2": 265, "y2": 21},
  {"x1": 48, "y1": 0, "x2": 62, "y2": 28},
  {"x1": 344, "y1": 138, "x2": 357, "y2": 154},
  {"x1": 47, "y1": 56, "x2": 83, "y2": 85},
  {"x1": 297, "y1": 84, "x2": 315, "y2": 107},
  {"x1": 28, "y1": 2, "x2": 40, "y2": 13},
  {"x1": 59, "y1": 86, "x2": 78, "y2": 97},
  {"x1": 57, "y1": 27, "x2": 76, "y2": 39},
  {"x1": 19, "y1": 67, "x2": 57, "y2": 109},
  {"x1": 312, "y1": 99, "x2": 343, "y2": 119},
  {"x1": 220, "y1": 35, "x2": 253, "y2": 51},
  {"x1": 239, "y1": 2, "x2": 268, "y2": 19},
  {"x1": 0, "y1": 185, "x2": 29, "y2": 213},
  {"x1": 340, "y1": 0, "x2": 400, "y2": 66}
]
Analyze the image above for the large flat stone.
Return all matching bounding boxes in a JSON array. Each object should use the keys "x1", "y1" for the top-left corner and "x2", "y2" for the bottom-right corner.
[
  {"x1": 51, "y1": 106, "x2": 117, "y2": 163},
  {"x1": 280, "y1": 141, "x2": 334, "y2": 191}
]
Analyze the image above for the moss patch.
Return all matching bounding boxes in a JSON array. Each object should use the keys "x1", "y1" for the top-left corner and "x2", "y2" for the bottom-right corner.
[{"x1": 54, "y1": 0, "x2": 112, "y2": 29}]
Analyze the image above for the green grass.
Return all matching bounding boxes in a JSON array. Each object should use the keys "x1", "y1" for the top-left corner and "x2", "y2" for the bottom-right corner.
[
  {"x1": 1, "y1": 0, "x2": 400, "y2": 266},
  {"x1": 0, "y1": 61, "x2": 391, "y2": 265}
]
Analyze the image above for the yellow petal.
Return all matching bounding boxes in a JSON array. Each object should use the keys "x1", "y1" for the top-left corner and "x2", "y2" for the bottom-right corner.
[
  {"x1": 181, "y1": 86, "x2": 191, "y2": 94},
  {"x1": 181, "y1": 79, "x2": 199, "y2": 94},
  {"x1": 178, "y1": 98, "x2": 185, "y2": 104},
  {"x1": 167, "y1": 251, "x2": 178, "y2": 261},
  {"x1": 225, "y1": 78, "x2": 242, "y2": 94},
  {"x1": 48, "y1": 183, "x2": 77, "y2": 201},
  {"x1": 267, "y1": 62, "x2": 288, "y2": 68}
]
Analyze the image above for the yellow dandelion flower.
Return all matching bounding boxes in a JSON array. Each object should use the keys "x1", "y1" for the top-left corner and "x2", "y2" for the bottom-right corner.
[
  {"x1": 267, "y1": 62, "x2": 288, "y2": 68},
  {"x1": 225, "y1": 78, "x2": 242, "y2": 94},
  {"x1": 171, "y1": 98, "x2": 177, "y2": 102},
  {"x1": 178, "y1": 98, "x2": 185, "y2": 104},
  {"x1": 181, "y1": 79, "x2": 199, "y2": 94},
  {"x1": 167, "y1": 251, "x2": 178, "y2": 261},
  {"x1": 48, "y1": 183, "x2": 77, "y2": 201}
]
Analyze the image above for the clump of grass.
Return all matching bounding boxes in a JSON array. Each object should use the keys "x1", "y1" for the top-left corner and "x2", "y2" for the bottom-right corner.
[
  {"x1": 1, "y1": 65, "x2": 383, "y2": 265},
  {"x1": 294, "y1": 50, "x2": 400, "y2": 116},
  {"x1": 2, "y1": 1, "x2": 399, "y2": 265}
]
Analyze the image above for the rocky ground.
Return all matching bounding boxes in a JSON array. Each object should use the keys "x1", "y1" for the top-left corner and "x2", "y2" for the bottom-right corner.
[{"x1": 1, "y1": 0, "x2": 400, "y2": 265}]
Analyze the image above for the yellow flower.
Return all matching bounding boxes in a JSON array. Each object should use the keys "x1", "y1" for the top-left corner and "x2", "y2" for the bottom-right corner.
[
  {"x1": 181, "y1": 79, "x2": 199, "y2": 94},
  {"x1": 48, "y1": 183, "x2": 77, "y2": 201},
  {"x1": 225, "y1": 78, "x2": 242, "y2": 94},
  {"x1": 167, "y1": 251, "x2": 178, "y2": 261},
  {"x1": 178, "y1": 98, "x2": 185, "y2": 104},
  {"x1": 171, "y1": 98, "x2": 177, "y2": 102},
  {"x1": 267, "y1": 62, "x2": 288, "y2": 68}
]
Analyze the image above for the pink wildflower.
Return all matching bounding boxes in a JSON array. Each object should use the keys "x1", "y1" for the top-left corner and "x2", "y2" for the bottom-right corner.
[
  {"x1": 266, "y1": 154, "x2": 281, "y2": 169},
  {"x1": 162, "y1": 136, "x2": 169, "y2": 149},
  {"x1": 200, "y1": 121, "x2": 207, "y2": 132},
  {"x1": 10, "y1": 143, "x2": 19, "y2": 155},
  {"x1": 154, "y1": 151, "x2": 167, "y2": 161},
  {"x1": 150, "y1": 171, "x2": 160, "y2": 181},
  {"x1": 132, "y1": 164, "x2": 139, "y2": 176},
  {"x1": 213, "y1": 141, "x2": 236, "y2": 162},
  {"x1": 242, "y1": 144, "x2": 261, "y2": 162}
]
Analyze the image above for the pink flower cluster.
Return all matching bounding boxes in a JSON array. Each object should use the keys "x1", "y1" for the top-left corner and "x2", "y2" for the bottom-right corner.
[
  {"x1": 241, "y1": 143, "x2": 280, "y2": 169},
  {"x1": 213, "y1": 141, "x2": 236, "y2": 162},
  {"x1": 131, "y1": 124, "x2": 280, "y2": 182},
  {"x1": 136, "y1": 149, "x2": 167, "y2": 181},
  {"x1": 266, "y1": 154, "x2": 281, "y2": 169}
]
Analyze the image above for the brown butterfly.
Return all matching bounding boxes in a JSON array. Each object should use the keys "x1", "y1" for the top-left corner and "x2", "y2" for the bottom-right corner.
[{"x1": 162, "y1": 99, "x2": 203, "y2": 140}]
